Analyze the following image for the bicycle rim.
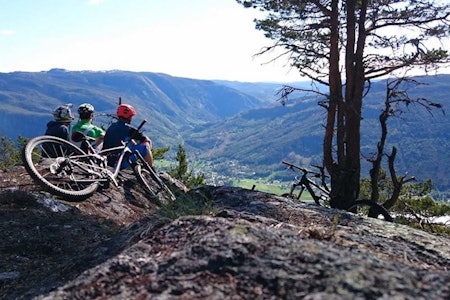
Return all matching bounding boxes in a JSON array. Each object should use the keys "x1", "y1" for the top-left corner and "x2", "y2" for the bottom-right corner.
[
  {"x1": 23, "y1": 135, "x2": 99, "y2": 201},
  {"x1": 133, "y1": 164, "x2": 176, "y2": 205},
  {"x1": 348, "y1": 199, "x2": 393, "y2": 222}
]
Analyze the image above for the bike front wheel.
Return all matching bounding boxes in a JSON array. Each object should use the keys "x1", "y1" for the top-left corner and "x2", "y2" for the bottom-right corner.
[
  {"x1": 347, "y1": 199, "x2": 393, "y2": 222},
  {"x1": 133, "y1": 164, "x2": 176, "y2": 205},
  {"x1": 22, "y1": 135, "x2": 100, "y2": 201}
]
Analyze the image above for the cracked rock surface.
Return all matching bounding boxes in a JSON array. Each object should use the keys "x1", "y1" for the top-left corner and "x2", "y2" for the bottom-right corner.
[{"x1": 1, "y1": 168, "x2": 449, "y2": 299}]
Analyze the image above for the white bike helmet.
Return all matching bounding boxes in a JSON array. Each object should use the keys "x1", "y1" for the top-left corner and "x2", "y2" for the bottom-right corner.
[
  {"x1": 77, "y1": 103, "x2": 95, "y2": 119},
  {"x1": 78, "y1": 103, "x2": 95, "y2": 115},
  {"x1": 53, "y1": 104, "x2": 74, "y2": 122}
]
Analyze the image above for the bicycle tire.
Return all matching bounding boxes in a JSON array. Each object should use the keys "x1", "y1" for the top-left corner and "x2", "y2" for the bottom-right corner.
[
  {"x1": 22, "y1": 135, "x2": 99, "y2": 201},
  {"x1": 315, "y1": 194, "x2": 331, "y2": 207},
  {"x1": 347, "y1": 199, "x2": 393, "y2": 222},
  {"x1": 281, "y1": 193, "x2": 297, "y2": 200},
  {"x1": 133, "y1": 164, "x2": 176, "y2": 205}
]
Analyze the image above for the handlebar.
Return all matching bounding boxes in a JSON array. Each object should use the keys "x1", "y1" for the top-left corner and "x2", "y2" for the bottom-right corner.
[
  {"x1": 137, "y1": 119, "x2": 147, "y2": 131},
  {"x1": 282, "y1": 160, "x2": 329, "y2": 178},
  {"x1": 282, "y1": 160, "x2": 309, "y2": 173}
]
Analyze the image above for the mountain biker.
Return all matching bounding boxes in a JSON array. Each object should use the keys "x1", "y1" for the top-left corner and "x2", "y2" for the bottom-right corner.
[
  {"x1": 103, "y1": 103, "x2": 154, "y2": 168},
  {"x1": 45, "y1": 104, "x2": 74, "y2": 140},
  {"x1": 71, "y1": 103, "x2": 105, "y2": 151}
]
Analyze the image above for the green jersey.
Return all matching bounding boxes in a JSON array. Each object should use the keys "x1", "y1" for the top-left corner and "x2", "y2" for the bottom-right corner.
[{"x1": 71, "y1": 120, "x2": 104, "y2": 139}]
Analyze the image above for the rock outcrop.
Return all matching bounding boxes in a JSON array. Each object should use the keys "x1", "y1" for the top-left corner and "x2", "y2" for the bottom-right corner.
[{"x1": 1, "y1": 168, "x2": 449, "y2": 299}]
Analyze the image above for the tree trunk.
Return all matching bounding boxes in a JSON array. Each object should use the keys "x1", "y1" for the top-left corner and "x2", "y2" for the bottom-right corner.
[
  {"x1": 325, "y1": 0, "x2": 343, "y2": 208},
  {"x1": 328, "y1": 0, "x2": 367, "y2": 210}
]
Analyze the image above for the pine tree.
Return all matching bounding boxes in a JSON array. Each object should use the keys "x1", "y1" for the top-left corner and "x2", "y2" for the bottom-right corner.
[{"x1": 169, "y1": 144, "x2": 204, "y2": 189}]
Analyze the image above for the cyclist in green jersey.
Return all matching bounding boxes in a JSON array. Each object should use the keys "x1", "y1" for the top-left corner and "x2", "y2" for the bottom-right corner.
[{"x1": 71, "y1": 103, "x2": 105, "y2": 151}]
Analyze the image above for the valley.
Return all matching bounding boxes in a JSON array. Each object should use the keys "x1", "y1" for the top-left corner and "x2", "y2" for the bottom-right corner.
[{"x1": 1, "y1": 70, "x2": 449, "y2": 195}]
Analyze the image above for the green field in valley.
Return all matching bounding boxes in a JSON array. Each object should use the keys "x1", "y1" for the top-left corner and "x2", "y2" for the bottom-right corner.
[{"x1": 232, "y1": 178, "x2": 314, "y2": 201}]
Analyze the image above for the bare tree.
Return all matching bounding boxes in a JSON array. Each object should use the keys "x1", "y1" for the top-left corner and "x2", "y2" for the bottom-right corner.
[
  {"x1": 366, "y1": 77, "x2": 444, "y2": 216},
  {"x1": 237, "y1": 0, "x2": 450, "y2": 209}
]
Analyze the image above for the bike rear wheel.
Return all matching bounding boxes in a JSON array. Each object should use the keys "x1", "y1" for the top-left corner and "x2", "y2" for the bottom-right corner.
[
  {"x1": 347, "y1": 199, "x2": 393, "y2": 222},
  {"x1": 133, "y1": 164, "x2": 176, "y2": 205},
  {"x1": 22, "y1": 136, "x2": 100, "y2": 201}
]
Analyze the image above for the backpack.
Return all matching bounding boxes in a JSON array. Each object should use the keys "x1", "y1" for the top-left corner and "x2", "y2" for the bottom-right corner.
[{"x1": 71, "y1": 124, "x2": 95, "y2": 152}]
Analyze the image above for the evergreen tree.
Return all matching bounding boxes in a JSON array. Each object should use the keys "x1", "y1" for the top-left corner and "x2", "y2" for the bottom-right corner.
[
  {"x1": 169, "y1": 144, "x2": 204, "y2": 189},
  {"x1": 237, "y1": 0, "x2": 450, "y2": 209},
  {"x1": 0, "y1": 136, "x2": 27, "y2": 170},
  {"x1": 152, "y1": 146, "x2": 170, "y2": 160}
]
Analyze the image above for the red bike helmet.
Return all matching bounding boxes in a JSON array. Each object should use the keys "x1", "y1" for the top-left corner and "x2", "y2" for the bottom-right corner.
[{"x1": 117, "y1": 104, "x2": 136, "y2": 119}]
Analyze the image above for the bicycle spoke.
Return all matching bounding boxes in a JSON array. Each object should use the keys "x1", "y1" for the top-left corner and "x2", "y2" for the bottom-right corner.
[{"x1": 23, "y1": 136, "x2": 99, "y2": 201}]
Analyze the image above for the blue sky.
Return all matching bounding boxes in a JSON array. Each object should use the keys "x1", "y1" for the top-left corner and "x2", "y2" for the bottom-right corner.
[{"x1": 0, "y1": 0, "x2": 301, "y2": 82}]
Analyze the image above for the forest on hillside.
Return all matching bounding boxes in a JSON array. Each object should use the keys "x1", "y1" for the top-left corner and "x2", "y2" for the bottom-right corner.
[{"x1": 0, "y1": 71, "x2": 449, "y2": 194}]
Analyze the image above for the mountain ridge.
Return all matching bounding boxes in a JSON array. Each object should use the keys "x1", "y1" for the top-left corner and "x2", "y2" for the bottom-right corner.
[
  {"x1": 1, "y1": 70, "x2": 449, "y2": 192},
  {"x1": 0, "y1": 69, "x2": 263, "y2": 145}
]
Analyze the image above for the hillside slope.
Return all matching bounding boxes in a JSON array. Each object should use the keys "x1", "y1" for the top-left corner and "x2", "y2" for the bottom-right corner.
[
  {"x1": 1, "y1": 70, "x2": 449, "y2": 192},
  {"x1": 190, "y1": 75, "x2": 450, "y2": 192},
  {"x1": 0, "y1": 69, "x2": 262, "y2": 147}
]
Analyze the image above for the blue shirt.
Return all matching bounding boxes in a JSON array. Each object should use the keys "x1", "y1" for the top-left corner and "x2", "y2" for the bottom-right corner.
[
  {"x1": 103, "y1": 120, "x2": 133, "y2": 149},
  {"x1": 103, "y1": 120, "x2": 148, "y2": 168},
  {"x1": 45, "y1": 121, "x2": 70, "y2": 140}
]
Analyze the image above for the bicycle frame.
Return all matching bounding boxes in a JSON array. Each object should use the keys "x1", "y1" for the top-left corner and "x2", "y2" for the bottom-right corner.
[
  {"x1": 292, "y1": 174, "x2": 329, "y2": 204},
  {"x1": 53, "y1": 146, "x2": 122, "y2": 188},
  {"x1": 69, "y1": 119, "x2": 149, "y2": 188},
  {"x1": 282, "y1": 160, "x2": 393, "y2": 221},
  {"x1": 283, "y1": 161, "x2": 331, "y2": 206}
]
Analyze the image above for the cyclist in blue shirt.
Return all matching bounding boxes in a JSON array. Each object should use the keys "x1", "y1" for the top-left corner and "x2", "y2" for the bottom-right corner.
[
  {"x1": 45, "y1": 104, "x2": 74, "y2": 140},
  {"x1": 103, "y1": 104, "x2": 154, "y2": 168}
]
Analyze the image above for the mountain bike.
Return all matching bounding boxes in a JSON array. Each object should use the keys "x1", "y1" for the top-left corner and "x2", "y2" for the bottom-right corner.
[
  {"x1": 22, "y1": 120, "x2": 176, "y2": 204},
  {"x1": 282, "y1": 160, "x2": 393, "y2": 222}
]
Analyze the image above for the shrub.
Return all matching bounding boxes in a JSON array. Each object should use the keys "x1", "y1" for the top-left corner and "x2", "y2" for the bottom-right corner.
[{"x1": 0, "y1": 136, "x2": 27, "y2": 171}]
